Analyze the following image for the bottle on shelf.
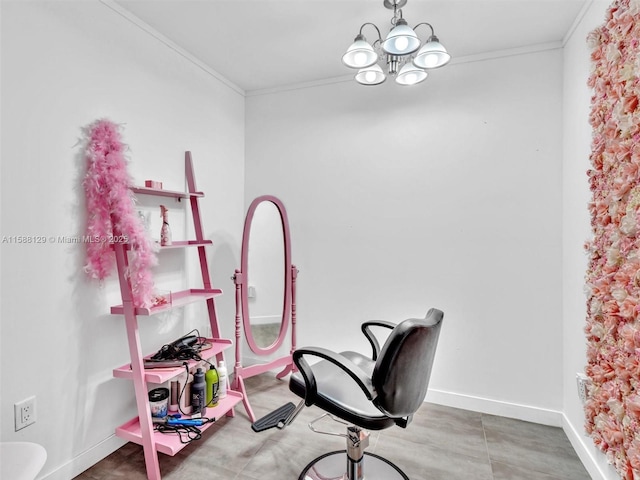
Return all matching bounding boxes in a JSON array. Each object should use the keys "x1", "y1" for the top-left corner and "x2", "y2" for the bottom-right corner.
[
  {"x1": 178, "y1": 370, "x2": 193, "y2": 414},
  {"x1": 218, "y1": 360, "x2": 228, "y2": 399},
  {"x1": 205, "y1": 365, "x2": 219, "y2": 407},
  {"x1": 169, "y1": 379, "x2": 179, "y2": 413},
  {"x1": 191, "y1": 368, "x2": 206, "y2": 415}
]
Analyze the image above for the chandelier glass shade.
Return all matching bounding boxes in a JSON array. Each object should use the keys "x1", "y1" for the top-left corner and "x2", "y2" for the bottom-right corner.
[
  {"x1": 382, "y1": 19, "x2": 421, "y2": 55},
  {"x1": 413, "y1": 36, "x2": 451, "y2": 69},
  {"x1": 342, "y1": 0, "x2": 451, "y2": 86},
  {"x1": 396, "y1": 63, "x2": 428, "y2": 86},
  {"x1": 355, "y1": 64, "x2": 387, "y2": 85},
  {"x1": 342, "y1": 34, "x2": 379, "y2": 69}
]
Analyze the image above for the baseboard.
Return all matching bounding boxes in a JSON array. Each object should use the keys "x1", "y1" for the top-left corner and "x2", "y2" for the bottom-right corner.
[
  {"x1": 425, "y1": 388, "x2": 563, "y2": 426},
  {"x1": 561, "y1": 413, "x2": 619, "y2": 480},
  {"x1": 39, "y1": 434, "x2": 126, "y2": 480}
]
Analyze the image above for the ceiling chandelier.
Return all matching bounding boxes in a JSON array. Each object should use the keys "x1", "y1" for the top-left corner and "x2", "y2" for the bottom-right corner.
[{"x1": 342, "y1": 0, "x2": 451, "y2": 86}]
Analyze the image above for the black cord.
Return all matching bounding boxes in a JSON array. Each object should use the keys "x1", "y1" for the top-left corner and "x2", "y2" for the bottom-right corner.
[
  {"x1": 151, "y1": 329, "x2": 214, "y2": 362},
  {"x1": 155, "y1": 424, "x2": 203, "y2": 443},
  {"x1": 153, "y1": 418, "x2": 216, "y2": 444},
  {"x1": 150, "y1": 331, "x2": 221, "y2": 445},
  {"x1": 177, "y1": 363, "x2": 190, "y2": 417}
]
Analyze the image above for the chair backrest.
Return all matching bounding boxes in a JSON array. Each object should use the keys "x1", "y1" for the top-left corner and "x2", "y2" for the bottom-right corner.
[{"x1": 372, "y1": 308, "x2": 444, "y2": 418}]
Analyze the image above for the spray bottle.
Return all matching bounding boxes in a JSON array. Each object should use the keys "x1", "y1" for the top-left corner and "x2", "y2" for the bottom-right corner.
[{"x1": 160, "y1": 205, "x2": 172, "y2": 246}]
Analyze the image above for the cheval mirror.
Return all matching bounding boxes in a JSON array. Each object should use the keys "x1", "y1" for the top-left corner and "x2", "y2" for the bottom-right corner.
[{"x1": 232, "y1": 195, "x2": 298, "y2": 422}]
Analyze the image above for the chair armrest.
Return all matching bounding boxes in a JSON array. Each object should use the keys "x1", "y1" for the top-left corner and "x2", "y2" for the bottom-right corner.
[
  {"x1": 361, "y1": 320, "x2": 396, "y2": 361},
  {"x1": 293, "y1": 347, "x2": 376, "y2": 407}
]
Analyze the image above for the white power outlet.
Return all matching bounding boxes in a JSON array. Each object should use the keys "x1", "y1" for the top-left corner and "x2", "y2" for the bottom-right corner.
[
  {"x1": 14, "y1": 396, "x2": 36, "y2": 431},
  {"x1": 576, "y1": 373, "x2": 590, "y2": 404}
]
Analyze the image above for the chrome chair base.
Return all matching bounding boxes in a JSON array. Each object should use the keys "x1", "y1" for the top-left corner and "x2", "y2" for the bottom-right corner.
[{"x1": 298, "y1": 450, "x2": 410, "y2": 480}]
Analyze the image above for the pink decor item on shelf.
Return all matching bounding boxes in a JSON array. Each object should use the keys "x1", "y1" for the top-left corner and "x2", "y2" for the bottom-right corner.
[
  {"x1": 145, "y1": 180, "x2": 163, "y2": 189},
  {"x1": 82, "y1": 119, "x2": 157, "y2": 307},
  {"x1": 160, "y1": 205, "x2": 172, "y2": 246}
]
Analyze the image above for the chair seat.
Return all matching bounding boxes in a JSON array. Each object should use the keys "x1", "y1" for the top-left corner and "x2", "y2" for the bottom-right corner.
[{"x1": 290, "y1": 350, "x2": 397, "y2": 430}]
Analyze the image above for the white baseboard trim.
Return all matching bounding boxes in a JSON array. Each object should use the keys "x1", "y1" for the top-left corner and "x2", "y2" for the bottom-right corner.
[
  {"x1": 561, "y1": 413, "x2": 619, "y2": 480},
  {"x1": 39, "y1": 434, "x2": 126, "y2": 480},
  {"x1": 425, "y1": 389, "x2": 563, "y2": 426}
]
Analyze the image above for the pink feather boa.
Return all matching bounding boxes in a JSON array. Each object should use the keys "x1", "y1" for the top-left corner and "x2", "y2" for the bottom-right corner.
[{"x1": 82, "y1": 119, "x2": 157, "y2": 307}]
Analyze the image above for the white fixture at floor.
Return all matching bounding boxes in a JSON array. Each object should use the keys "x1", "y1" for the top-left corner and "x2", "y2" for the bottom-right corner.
[{"x1": 0, "y1": 442, "x2": 47, "y2": 480}]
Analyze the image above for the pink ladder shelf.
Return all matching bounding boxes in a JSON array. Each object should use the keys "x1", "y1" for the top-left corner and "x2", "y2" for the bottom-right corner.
[
  {"x1": 111, "y1": 153, "x2": 240, "y2": 480},
  {"x1": 116, "y1": 391, "x2": 243, "y2": 456},
  {"x1": 131, "y1": 186, "x2": 204, "y2": 199},
  {"x1": 113, "y1": 240, "x2": 213, "y2": 252},
  {"x1": 110, "y1": 288, "x2": 222, "y2": 316},
  {"x1": 112, "y1": 338, "x2": 232, "y2": 383}
]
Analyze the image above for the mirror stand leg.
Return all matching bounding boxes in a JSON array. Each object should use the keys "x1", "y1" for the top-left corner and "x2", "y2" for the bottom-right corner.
[{"x1": 275, "y1": 361, "x2": 294, "y2": 379}]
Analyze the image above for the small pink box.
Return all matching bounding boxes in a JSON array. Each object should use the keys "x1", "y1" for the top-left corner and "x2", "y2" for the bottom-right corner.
[{"x1": 145, "y1": 180, "x2": 163, "y2": 189}]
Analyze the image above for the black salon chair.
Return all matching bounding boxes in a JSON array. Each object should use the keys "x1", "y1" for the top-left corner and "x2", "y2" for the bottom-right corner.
[{"x1": 253, "y1": 308, "x2": 444, "y2": 480}]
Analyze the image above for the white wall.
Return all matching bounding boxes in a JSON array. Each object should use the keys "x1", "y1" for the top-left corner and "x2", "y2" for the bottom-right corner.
[
  {"x1": 0, "y1": 2, "x2": 245, "y2": 479},
  {"x1": 245, "y1": 48, "x2": 565, "y2": 423},
  {"x1": 562, "y1": 1, "x2": 620, "y2": 479}
]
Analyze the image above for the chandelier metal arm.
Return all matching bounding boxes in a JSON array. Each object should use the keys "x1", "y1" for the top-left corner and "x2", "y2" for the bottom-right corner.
[
  {"x1": 358, "y1": 22, "x2": 383, "y2": 43},
  {"x1": 412, "y1": 22, "x2": 435, "y2": 37}
]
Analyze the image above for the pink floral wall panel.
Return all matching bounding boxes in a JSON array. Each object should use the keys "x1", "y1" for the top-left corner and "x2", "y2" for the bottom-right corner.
[{"x1": 585, "y1": 1, "x2": 640, "y2": 478}]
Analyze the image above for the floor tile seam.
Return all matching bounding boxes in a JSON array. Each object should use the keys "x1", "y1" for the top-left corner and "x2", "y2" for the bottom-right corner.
[
  {"x1": 234, "y1": 468, "x2": 262, "y2": 480},
  {"x1": 489, "y1": 459, "x2": 585, "y2": 480},
  {"x1": 483, "y1": 454, "x2": 590, "y2": 479},
  {"x1": 481, "y1": 414, "x2": 496, "y2": 480},
  {"x1": 233, "y1": 431, "x2": 282, "y2": 479},
  {"x1": 377, "y1": 430, "x2": 496, "y2": 469}
]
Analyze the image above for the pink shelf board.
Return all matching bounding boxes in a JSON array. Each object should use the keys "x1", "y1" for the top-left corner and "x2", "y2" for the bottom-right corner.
[
  {"x1": 111, "y1": 239, "x2": 213, "y2": 251},
  {"x1": 113, "y1": 338, "x2": 232, "y2": 383},
  {"x1": 110, "y1": 288, "x2": 223, "y2": 316},
  {"x1": 158, "y1": 240, "x2": 213, "y2": 249},
  {"x1": 131, "y1": 186, "x2": 204, "y2": 199},
  {"x1": 115, "y1": 391, "x2": 243, "y2": 456}
]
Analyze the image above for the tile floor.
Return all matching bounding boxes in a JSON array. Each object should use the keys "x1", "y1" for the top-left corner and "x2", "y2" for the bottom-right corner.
[{"x1": 74, "y1": 373, "x2": 591, "y2": 480}]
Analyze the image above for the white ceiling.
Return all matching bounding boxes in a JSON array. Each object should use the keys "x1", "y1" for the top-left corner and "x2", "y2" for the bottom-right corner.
[{"x1": 114, "y1": 0, "x2": 588, "y2": 92}]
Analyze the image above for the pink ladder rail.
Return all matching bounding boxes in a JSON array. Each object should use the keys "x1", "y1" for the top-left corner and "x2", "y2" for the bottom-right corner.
[
  {"x1": 112, "y1": 153, "x2": 233, "y2": 480},
  {"x1": 113, "y1": 241, "x2": 161, "y2": 480},
  {"x1": 185, "y1": 152, "x2": 234, "y2": 417}
]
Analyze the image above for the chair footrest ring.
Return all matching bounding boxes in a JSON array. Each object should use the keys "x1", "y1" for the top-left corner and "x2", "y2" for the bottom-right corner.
[{"x1": 298, "y1": 450, "x2": 409, "y2": 480}]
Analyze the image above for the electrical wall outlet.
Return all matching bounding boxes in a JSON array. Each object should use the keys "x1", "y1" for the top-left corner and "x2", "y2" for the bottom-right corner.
[
  {"x1": 14, "y1": 396, "x2": 36, "y2": 431},
  {"x1": 576, "y1": 373, "x2": 590, "y2": 404}
]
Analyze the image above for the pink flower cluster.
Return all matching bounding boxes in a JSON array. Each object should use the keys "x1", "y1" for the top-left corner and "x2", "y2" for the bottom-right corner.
[
  {"x1": 83, "y1": 119, "x2": 157, "y2": 308},
  {"x1": 585, "y1": 1, "x2": 640, "y2": 477}
]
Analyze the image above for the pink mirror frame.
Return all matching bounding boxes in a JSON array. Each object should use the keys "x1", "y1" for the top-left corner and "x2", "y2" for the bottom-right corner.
[
  {"x1": 240, "y1": 195, "x2": 292, "y2": 355},
  {"x1": 232, "y1": 195, "x2": 297, "y2": 423}
]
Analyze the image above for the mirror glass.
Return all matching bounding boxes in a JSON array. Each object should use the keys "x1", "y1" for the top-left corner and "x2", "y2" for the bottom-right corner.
[{"x1": 246, "y1": 201, "x2": 285, "y2": 348}]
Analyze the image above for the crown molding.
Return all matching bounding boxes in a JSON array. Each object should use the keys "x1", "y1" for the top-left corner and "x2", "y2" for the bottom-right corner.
[{"x1": 99, "y1": 0, "x2": 245, "y2": 96}]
